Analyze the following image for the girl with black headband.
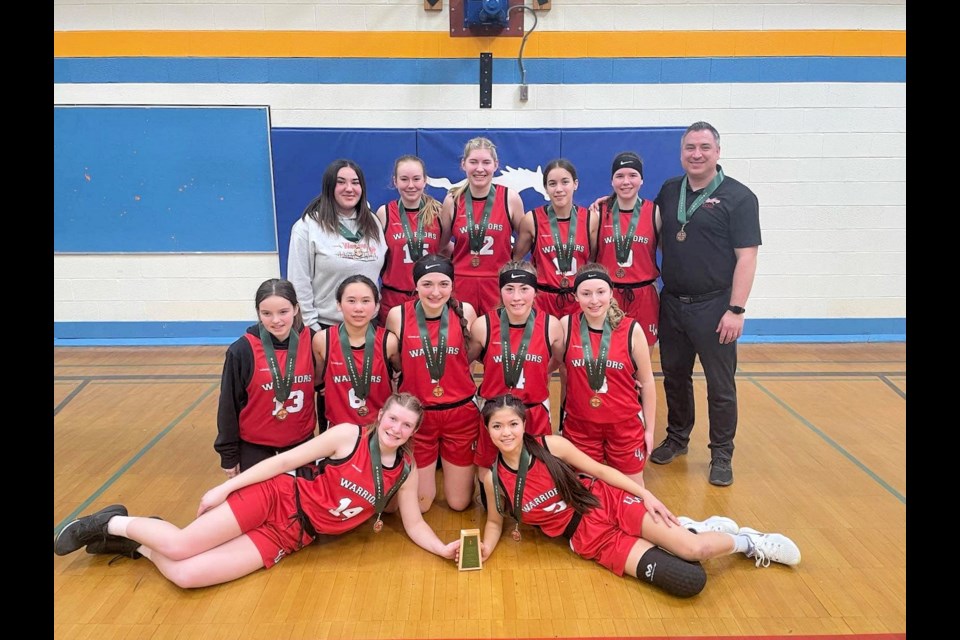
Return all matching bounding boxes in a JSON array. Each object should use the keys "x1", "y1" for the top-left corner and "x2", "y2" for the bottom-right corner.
[
  {"x1": 384, "y1": 254, "x2": 481, "y2": 513},
  {"x1": 467, "y1": 260, "x2": 565, "y2": 480},
  {"x1": 513, "y1": 159, "x2": 598, "y2": 319},
  {"x1": 592, "y1": 151, "x2": 661, "y2": 350},
  {"x1": 559, "y1": 263, "x2": 657, "y2": 486},
  {"x1": 313, "y1": 275, "x2": 395, "y2": 430},
  {"x1": 470, "y1": 394, "x2": 800, "y2": 598}
]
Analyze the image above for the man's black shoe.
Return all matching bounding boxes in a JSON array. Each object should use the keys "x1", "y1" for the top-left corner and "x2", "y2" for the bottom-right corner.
[
  {"x1": 709, "y1": 458, "x2": 734, "y2": 486},
  {"x1": 649, "y1": 439, "x2": 689, "y2": 465}
]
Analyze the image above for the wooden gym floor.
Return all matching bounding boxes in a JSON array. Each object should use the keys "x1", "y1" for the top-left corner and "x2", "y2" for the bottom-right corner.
[{"x1": 53, "y1": 343, "x2": 906, "y2": 640}]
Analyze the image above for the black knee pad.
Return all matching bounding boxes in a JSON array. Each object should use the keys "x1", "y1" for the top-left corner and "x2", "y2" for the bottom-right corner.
[
  {"x1": 477, "y1": 481, "x2": 489, "y2": 511},
  {"x1": 636, "y1": 546, "x2": 707, "y2": 598}
]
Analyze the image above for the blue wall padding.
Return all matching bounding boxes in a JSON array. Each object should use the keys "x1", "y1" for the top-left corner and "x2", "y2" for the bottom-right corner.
[{"x1": 54, "y1": 105, "x2": 276, "y2": 252}]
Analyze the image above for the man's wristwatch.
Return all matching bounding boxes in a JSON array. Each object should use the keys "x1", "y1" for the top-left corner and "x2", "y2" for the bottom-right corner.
[{"x1": 728, "y1": 305, "x2": 746, "y2": 315}]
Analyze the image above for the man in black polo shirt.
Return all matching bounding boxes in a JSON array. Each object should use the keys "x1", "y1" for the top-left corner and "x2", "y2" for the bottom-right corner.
[{"x1": 650, "y1": 121, "x2": 760, "y2": 486}]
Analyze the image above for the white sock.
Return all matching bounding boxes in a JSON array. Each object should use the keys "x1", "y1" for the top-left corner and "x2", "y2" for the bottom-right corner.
[
  {"x1": 731, "y1": 533, "x2": 753, "y2": 555},
  {"x1": 107, "y1": 515, "x2": 133, "y2": 538}
]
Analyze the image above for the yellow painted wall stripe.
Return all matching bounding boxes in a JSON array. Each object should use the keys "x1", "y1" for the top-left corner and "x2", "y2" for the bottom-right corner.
[{"x1": 54, "y1": 30, "x2": 906, "y2": 59}]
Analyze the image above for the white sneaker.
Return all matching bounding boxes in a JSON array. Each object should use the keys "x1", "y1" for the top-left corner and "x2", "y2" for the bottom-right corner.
[
  {"x1": 677, "y1": 515, "x2": 739, "y2": 535},
  {"x1": 738, "y1": 527, "x2": 801, "y2": 567}
]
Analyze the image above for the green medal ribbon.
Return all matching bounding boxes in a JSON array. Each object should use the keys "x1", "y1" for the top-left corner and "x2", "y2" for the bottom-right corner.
[
  {"x1": 337, "y1": 323, "x2": 376, "y2": 402},
  {"x1": 368, "y1": 429, "x2": 412, "y2": 530},
  {"x1": 258, "y1": 322, "x2": 300, "y2": 405},
  {"x1": 579, "y1": 314, "x2": 612, "y2": 393},
  {"x1": 398, "y1": 198, "x2": 427, "y2": 262},
  {"x1": 611, "y1": 200, "x2": 643, "y2": 265},
  {"x1": 337, "y1": 220, "x2": 362, "y2": 243},
  {"x1": 678, "y1": 168, "x2": 725, "y2": 228},
  {"x1": 546, "y1": 205, "x2": 579, "y2": 273},
  {"x1": 463, "y1": 188, "x2": 496, "y2": 254},
  {"x1": 499, "y1": 309, "x2": 536, "y2": 389},
  {"x1": 490, "y1": 445, "x2": 533, "y2": 534},
  {"x1": 414, "y1": 301, "x2": 448, "y2": 381}
]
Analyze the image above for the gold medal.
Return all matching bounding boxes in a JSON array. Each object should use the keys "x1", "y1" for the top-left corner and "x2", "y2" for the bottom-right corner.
[
  {"x1": 590, "y1": 395, "x2": 602, "y2": 408},
  {"x1": 676, "y1": 227, "x2": 687, "y2": 242},
  {"x1": 512, "y1": 527, "x2": 521, "y2": 542},
  {"x1": 433, "y1": 385, "x2": 444, "y2": 398},
  {"x1": 615, "y1": 268, "x2": 625, "y2": 279},
  {"x1": 276, "y1": 407, "x2": 289, "y2": 420},
  {"x1": 373, "y1": 518, "x2": 383, "y2": 533},
  {"x1": 471, "y1": 254, "x2": 480, "y2": 267},
  {"x1": 357, "y1": 404, "x2": 369, "y2": 417},
  {"x1": 559, "y1": 276, "x2": 570, "y2": 289}
]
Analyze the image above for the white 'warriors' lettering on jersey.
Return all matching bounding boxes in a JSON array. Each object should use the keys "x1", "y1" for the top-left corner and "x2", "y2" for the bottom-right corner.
[
  {"x1": 568, "y1": 358, "x2": 626, "y2": 370},
  {"x1": 407, "y1": 347, "x2": 461, "y2": 358},
  {"x1": 338, "y1": 477, "x2": 376, "y2": 505},
  {"x1": 260, "y1": 374, "x2": 312, "y2": 391},
  {"x1": 332, "y1": 375, "x2": 384, "y2": 384},
  {"x1": 492, "y1": 354, "x2": 544, "y2": 364},
  {"x1": 522, "y1": 488, "x2": 561, "y2": 512}
]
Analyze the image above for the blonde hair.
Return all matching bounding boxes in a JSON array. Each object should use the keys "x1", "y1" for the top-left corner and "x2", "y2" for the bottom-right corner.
[
  {"x1": 574, "y1": 262, "x2": 626, "y2": 329},
  {"x1": 393, "y1": 155, "x2": 442, "y2": 229},
  {"x1": 370, "y1": 392, "x2": 425, "y2": 459},
  {"x1": 449, "y1": 137, "x2": 499, "y2": 200}
]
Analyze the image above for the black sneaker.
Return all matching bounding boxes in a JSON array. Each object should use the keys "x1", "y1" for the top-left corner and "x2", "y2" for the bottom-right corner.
[
  {"x1": 709, "y1": 459, "x2": 734, "y2": 486},
  {"x1": 84, "y1": 515, "x2": 161, "y2": 560},
  {"x1": 649, "y1": 439, "x2": 688, "y2": 465},
  {"x1": 86, "y1": 535, "x2": 143, "y2": 560},
  {"x1": 54, "y1": 504, "x2": 128, "y2": 556}
]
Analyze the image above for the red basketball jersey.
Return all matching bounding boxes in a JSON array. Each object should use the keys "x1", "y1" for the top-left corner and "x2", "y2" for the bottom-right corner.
[
  {"x1": 596, "y1": 199, "x2": 659, "y2": 284},
  {"x1": 531, "y1": 205, "x2": 592, "y2": 287},
  {"x1": 450, "y1": 185, "x2": 513, "y2": 277},
  {"x1": 397, "y1": 301, "x2": 476, "y2": 406},
  {"x1": 239, "y1": 325, "x2": 316, "y2": 447},
  {"x1": 494, "y1": 438, "x2": 575, "y2": 538},
  {"x1": 297, "y1": 427, "x2": 410, "y2": 535},
  {"x1": 381, "y1": 200, "x2": 443, "y2": 292},
  {"x1": 477, "y1": 310, "x2": 552, "y2": 404},
  {"x1": 563, "y1": 313, "x2": 641, "y2": 421},
  {"x1": 322, "y1": 324, "x2": 393, "y2": 426}
]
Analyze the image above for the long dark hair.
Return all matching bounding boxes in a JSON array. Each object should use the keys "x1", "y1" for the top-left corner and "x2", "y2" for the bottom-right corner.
[
  {"x1": 481, "y1": 394, "x2": 600, "y2": 515},
  {"x1": 254, "y1": 278, "x2": 304, "y2": 333},
  {"x1": 542, "y1": 158, "x2": 579, "y2": 186},
  {"x1": 300, "y1": 159, "x2": 383, "y2": 242},
  {"x1": 336, "y1": 274, "x2": 381, "y2": 305}
]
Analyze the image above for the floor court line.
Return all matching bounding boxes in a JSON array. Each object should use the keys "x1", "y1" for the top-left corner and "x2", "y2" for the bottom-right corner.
[
  {"x1": 878, "y1": 375, "x2": 906, "y2": 399},
  {"x1": 53, "y1": 382, "x2": 219, "y2": 535},
  {"x1": 748, "y1": 378, "x2": 905, "y2": 505},
  {"x1": 54, "y1": 379, "x2": 89, "y2": 416}
]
